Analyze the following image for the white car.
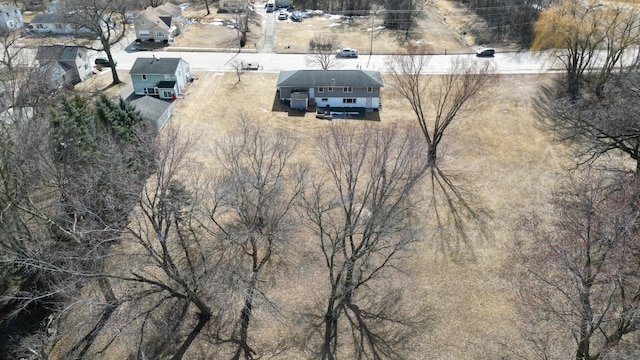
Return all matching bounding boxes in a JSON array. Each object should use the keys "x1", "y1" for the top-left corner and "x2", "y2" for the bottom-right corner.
[{"x1": 336, "y1": 48, "x2": 358, "y2": 58}]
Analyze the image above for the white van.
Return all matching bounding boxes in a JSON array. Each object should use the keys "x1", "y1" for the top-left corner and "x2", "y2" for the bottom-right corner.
[{"x1": 266, "y1": 0, "x2": 275, "y2": 12}]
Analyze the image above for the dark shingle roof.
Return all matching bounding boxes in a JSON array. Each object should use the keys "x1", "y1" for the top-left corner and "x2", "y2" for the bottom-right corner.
[
  {"x1": 276, "y1": 70, "x2": 384, "y2": 88},
  {"x1": 130, "y1": 95, "x2": 172, "y2": 123},
  {"x1": 35, "y1": 45, "x2": 81, "y2": 62},
  {"x1": 129, "y1": 57, "x2": 184, "y2": 75}
]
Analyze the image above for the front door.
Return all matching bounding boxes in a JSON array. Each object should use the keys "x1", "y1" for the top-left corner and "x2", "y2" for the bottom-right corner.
[{"x1": 366, "y1": 97, "x2": 372, "y2": 108}]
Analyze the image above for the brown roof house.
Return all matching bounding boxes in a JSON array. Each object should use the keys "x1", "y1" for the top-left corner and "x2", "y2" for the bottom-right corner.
[{"x1": 133, "y1": 2, "x2": 187, "y2": 44}]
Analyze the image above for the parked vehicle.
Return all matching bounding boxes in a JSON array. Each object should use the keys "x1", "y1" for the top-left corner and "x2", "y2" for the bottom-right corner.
[
  {"x1": 476, "y1": 48, "x2": 495, "y2": 57},
  {"x1": 278, "y1": 12, "x2": 288, "y2": 20},
  {"x1": 290, "y1": 11, "x2": 303, "y2": 21},
  {"x1": 95, "y1": 57, "x2": 116, "y2": 67},
  {"x1": 266, "y1": 0, "x2": 275, "y2": 12},
  {"x1": 336, "y1": 48, "x2": 358, "y2": 58}
]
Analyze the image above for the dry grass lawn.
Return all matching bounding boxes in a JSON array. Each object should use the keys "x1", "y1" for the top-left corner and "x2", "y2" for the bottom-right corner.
[
  {"x1": 66, "y1": 1, "x2": 569, "y2": 357},
  {"x1": 171, "y1": 0, "x2": 481, "y2": 54},
  {"x1": 174, "y1": 72, "x2": 566, "y2": 359},
  {"x1": 76, "y1": 68, "x2": 569, "y2": 358}
]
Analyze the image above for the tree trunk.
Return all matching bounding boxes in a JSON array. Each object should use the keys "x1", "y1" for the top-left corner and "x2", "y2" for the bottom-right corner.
[
  {"x1": 70, "y1": 277, "x2": 120, "y2": 358},
  {"x1": 170, "y1": 310, "x2": 211, "y2": 360},
  {"x1": 232, "y1": 272, "x2": 257, "y2": 360},
  {"x1": 321, "y1": 296, "x2": 337, "y2": 360},
  {"x1": 427, "y1": 144, "x2": 437, "y2": 167}
]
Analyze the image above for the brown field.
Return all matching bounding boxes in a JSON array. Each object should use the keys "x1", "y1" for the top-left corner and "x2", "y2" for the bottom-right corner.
[
  {"x1": 172, "y1": 0, "x2": 484, "y2": 54},
  {"x1": 80, "y1": 67, "x2": 569, "y2": 358},
  {"x1": 66, "y1": 1, "x2": 569, "y2": 357}
]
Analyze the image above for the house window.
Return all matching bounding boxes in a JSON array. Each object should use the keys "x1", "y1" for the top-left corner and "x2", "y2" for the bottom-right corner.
[
  {"x1": 328, "y1": 87, "x2": 333, "y2": 92},
  {"x1": 162, "y1": 90, "x2": 173, "y2": 98},
  {"x1": 321, "y1": 98, "x2": 328, "y2": 102},
  {"x1": 367, "y1": 87, "x2": 373, "y2": 93},
  {"x1": 156, "y1": 32, "x2": 165, "y2": 38},
  {"x1": 318, "y1": 87, "x2": 324, "y2": 93},
  {"x1": 343, "y1": 98, "x2": 356, "y2": 104},
  {"x1": 140, "y1": 20, "x2": 145, "y2": 25},
  {"x1": 343, "y1": 87, "x2": 352, "y2": 93},
  {"x1": 142, "y1": 74, "x2": 147, "y2": 80},
  {"x1": 55, "y1": 24, "x2": 62, "y2": 29}
]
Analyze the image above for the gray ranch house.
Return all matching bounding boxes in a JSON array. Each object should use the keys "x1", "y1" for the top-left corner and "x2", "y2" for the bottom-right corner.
[
  {"x1": 276, "y1": 69, "x2": 383, "y2": 112},
  {"x1": 129, "y1": 56, "x2": 190, "y2": 100}
]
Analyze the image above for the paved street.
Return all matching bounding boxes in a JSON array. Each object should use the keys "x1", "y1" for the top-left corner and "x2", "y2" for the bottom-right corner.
[{"x1": 109, "y1": 47, "x2": 559, "y2": 74}]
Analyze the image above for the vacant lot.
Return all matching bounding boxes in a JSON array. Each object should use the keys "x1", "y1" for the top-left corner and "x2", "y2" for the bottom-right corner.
[{"x1": 173, "y1": 0, "x2": 479, "y2": 54}]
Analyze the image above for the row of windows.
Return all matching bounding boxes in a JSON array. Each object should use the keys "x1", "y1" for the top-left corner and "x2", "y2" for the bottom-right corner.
[
  {"x1": 318, "y1": 86, "x2": 372, "y2": 93},
  {"x1": 319, "y1": 98, "x2": 358, "y2": 104}
]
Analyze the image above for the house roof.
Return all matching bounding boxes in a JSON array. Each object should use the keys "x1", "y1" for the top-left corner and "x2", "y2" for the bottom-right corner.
[
  {"x1": 129, "y1": 57, "x2": 185, "y2": 75},
  {"x1": 276, "y1": 70, "x2": 384, "y2": 88},
  {"x1": 157, "y1": 80, "x2": 176, "y2": 89},
  {"x1": 155, "y1": 2, "x2": 182, "y2": 17},
  {"x1": 138, "y1": 7, "x2": 170, "y2": 30},
  {"x1": 0, "y1": 4, "x2": 20, "y2": 12},
  {"x1": 35, "y1": 45, "x2": 83, "y2": 62},
  {"x1": 30, "y1": 13, "x2": 61, "y2": 24},
  {"x1": 129, "y1": 95, "x2": 172, "y2": 124}
]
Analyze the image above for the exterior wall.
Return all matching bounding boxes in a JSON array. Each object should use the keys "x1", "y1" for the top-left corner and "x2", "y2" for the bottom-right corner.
[
  {"x1": 175, "y1": 59, "x2": 190, "y2": 93},
  {"x1": 30, "y1": 22, "x2": 94, "y2": 35},
  {"x1": 0, "y1": 6, "x2": 24, "y2": 32},
  {"x1": 134, "y1": 16, "x2": 170, "y2": 42},
  {"x1": 131, "y1": 60, "x2": 189, "y2": 97},
  {"x1": 155, "y1": 104, "x2": 173, "y2": 130},
  {"x1": 132, "y1": 74, "x2": 170, "y2": 96},
  {"x1": 220, "y1": 0, "x2": 244, "y2": 12},
  {"x1": 280, "y1": 86, "x2": 380, "y2": 109}
]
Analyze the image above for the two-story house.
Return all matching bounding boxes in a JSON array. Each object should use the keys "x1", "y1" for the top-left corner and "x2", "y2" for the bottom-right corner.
[
  {"x1": 276, "y1": 69, "x2": 384, "y2": 112},
  {"x1": 129, "y1": 56, "x2": 191, "y2": 100},
  {"x1": 35, "y1": 45, "x2": 92, "y2": 85},
  {"x1": 134, "y1": 3, "x2": 187, "y2": 43},
  {"x1": 0, "y1": 4, "x2": 24, "y2": 33},
  {"x1": 134, "y1": 7, "x2": 177, "y2": 43}
]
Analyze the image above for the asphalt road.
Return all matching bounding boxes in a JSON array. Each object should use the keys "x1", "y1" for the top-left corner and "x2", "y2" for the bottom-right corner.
[{"x1": 110, "y1": 47, "x2": 560, "y2": 74}]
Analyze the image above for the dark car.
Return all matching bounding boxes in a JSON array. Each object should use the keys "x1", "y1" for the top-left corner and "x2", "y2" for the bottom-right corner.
[
  {"x1": 290, "y1": 11, "x2": 303, "y2": 22},
  {"x1": 475, "y1": 48, "x2": 495, "y2": 57},
  {"x1": 95, "y1": 57, "x2": 117, "y2": 67}
]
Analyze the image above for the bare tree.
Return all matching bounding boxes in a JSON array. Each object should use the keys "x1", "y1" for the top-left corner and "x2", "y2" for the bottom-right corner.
[
  {"x1": 230, "y1": 6, "x2": 262, "y2": 49},
  {"x1": 122, "y1": 127, "x2": 232, "y2": 360},
  {"x1": 207, "y1": 116, "x2": 305, "y2": 360},
  {"x1": 512, "y1": 168, "x2": 640, "y2": 360},
  {"x1": 62, "y1": 0, "x2": 130, "y2": 85},
  {"x1": 535, "y1": 69, "x2": 640, "y2": 175},
  {"x1": 532, "y1": 0, "x2": 640, "y2": 98},
  {"x1": 301, "y1": 123, "x2": 429, "y2": 360},
  {"x1": 306, "y1": 34, "x2": 339, "y2": 70},
  {"x1": 228, "y1": 58, "x2": 246, "y2": 84},
  {"x1": 388, "y1": 52, "x2": 495, "y2": 260}
]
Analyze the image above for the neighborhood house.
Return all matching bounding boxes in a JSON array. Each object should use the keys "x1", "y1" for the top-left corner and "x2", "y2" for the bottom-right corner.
[
  {"x1": 29, "y1": 12, "x2": 112, "y2": 35},
  {"x1": 0, "y1": 4, "x2": 24, "y2": 33},
  {"x1": 129, "y1": 56, "x2": 191, "y2": 100},
  {"x1": 276, "y1": 69, "x2": 383, "y2": 113},
  {"x1": 134, "y1": 2, "x2": 186, "y2": 43},
  {"x1": 35, "y1": 45, "x2": 92, "y2": 85}
]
